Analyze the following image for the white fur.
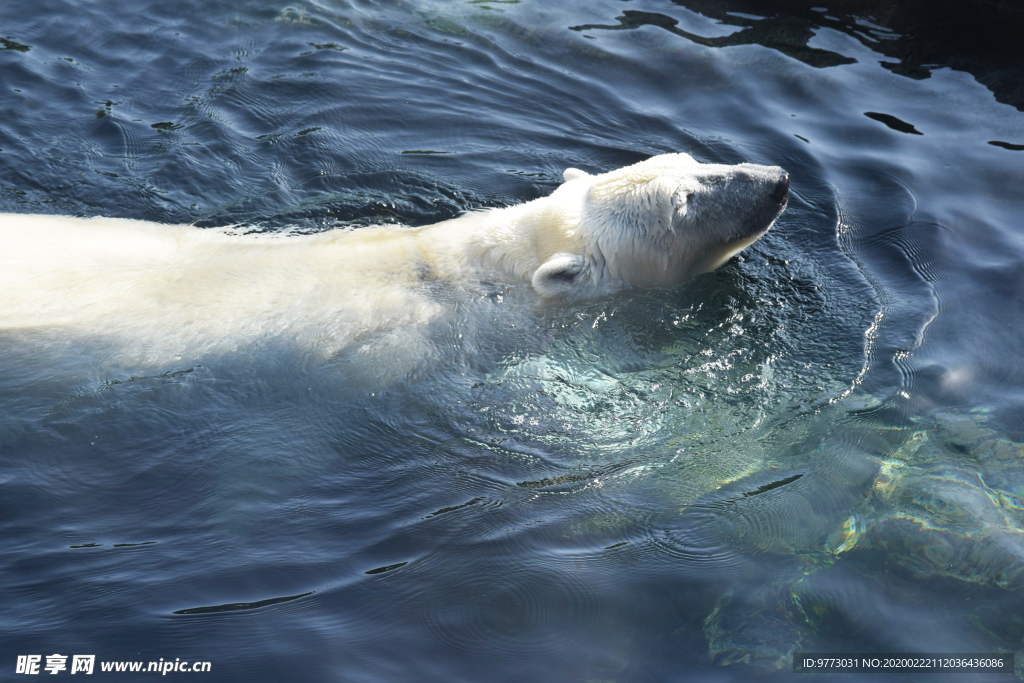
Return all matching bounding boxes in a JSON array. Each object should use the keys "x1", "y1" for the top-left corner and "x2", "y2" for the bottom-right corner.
[{"x1": 0, "y1": 153, "x2": 787, "y2": 361}]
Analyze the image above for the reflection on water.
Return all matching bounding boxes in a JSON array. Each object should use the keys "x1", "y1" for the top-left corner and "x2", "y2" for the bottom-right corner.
[
  {"x1": 578, "y1": 0, "x2": 1024, "y2": 111},
  {"x1": 2, "y1": 0, "x2": 1024, "y2": 680}
]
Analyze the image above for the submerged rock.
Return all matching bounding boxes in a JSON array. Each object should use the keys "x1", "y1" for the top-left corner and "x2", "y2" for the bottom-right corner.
[
  {"x1": 704, "y1": 582, "x2": 807, "y2": 669},
  {"x1": 701, "y1": 406, "x2": 1024, "y2": 668}
]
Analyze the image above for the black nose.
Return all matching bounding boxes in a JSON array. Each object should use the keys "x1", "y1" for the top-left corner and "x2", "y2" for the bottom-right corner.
[{"x1": 772, "y1": 172, "x2": 790, "y2": 204}]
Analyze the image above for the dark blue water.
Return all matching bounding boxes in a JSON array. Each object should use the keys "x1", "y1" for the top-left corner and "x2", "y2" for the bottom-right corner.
[{"x1": 3, "y1": 0, "x2": 1024, "y2": 681}]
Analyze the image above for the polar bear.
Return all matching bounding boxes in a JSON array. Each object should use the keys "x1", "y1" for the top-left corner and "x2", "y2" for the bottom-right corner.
[{"x1": 0, "y1": 153, "x2": 788, "y2": 361}]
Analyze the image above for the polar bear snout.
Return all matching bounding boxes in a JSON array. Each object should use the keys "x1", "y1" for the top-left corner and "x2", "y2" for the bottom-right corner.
[
  {"x1": 700, "y1": 163, "x2": 789, "y2": 239},
  {"x1": 771, "y1": 171, "x2": 790, "y2": 205}
]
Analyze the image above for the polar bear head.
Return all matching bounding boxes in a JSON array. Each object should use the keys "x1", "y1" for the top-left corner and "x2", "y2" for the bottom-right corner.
[{"x1": 531, "y1": 153, "x2": 789, "y2": 296}]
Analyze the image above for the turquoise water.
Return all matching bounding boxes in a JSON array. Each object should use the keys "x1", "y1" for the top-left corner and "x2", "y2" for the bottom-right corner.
[{"x1": 2, "y1": 1, "x2": 1024, "y2": 680}]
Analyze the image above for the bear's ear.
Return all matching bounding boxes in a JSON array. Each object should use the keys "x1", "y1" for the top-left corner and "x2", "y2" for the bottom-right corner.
[
  {"x1": 532, "y1": 253, "x2": 587, "y2": 297},
  {"x1": 562, "y1": 168, "x2": 590, "y2": 183}
]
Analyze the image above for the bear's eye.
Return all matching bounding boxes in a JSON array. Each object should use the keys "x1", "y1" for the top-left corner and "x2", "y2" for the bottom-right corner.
[
  {"x1": 671, "y1": 189, "x2": 696, "y2": 208},
  {"x1": 674, "y1": 191, "x2": 694, "y2": 211}
]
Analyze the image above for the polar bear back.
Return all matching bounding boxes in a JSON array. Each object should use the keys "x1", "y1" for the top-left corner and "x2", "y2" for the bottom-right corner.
[{"x1": 0, "y1": 214, "x2": 444, "y2": 361}]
